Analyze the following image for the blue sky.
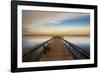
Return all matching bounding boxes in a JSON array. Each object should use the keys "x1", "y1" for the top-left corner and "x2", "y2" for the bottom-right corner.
[
  {"x1": 49, "y1": 15, "x2": 90, "y2": 29},
  {"x1": 22, "y1": 11, "x2": 90, "y2": 35},
  {"x1": 34, "y1": 15, "x2": 90, "y2": 28}
]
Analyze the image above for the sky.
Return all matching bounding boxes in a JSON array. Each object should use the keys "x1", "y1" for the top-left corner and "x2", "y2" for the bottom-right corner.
[{"x1": 22, "y1": 10, "x2": 90, "y2": 36}]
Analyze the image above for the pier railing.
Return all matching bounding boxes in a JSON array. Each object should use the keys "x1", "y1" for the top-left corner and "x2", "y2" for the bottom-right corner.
[
  {"x1": 60, "y1": 37, "x2": 90, "y2": 59},
  {"x1": 23, "y1": 38, "x2": 53, "y2": 62},
  {"x1": 23, "y1": 36, "x2": 90, "y2": 62}
]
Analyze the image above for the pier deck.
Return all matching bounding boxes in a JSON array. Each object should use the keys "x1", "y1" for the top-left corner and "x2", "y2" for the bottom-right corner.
[{"x1": 40, "y1": 37, "x2": 73, "y2": 61}]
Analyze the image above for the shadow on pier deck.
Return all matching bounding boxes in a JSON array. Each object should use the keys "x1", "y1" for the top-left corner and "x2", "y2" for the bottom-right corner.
[{"x1": 23, "y1": 36, "x2": 90, "y2": 62}]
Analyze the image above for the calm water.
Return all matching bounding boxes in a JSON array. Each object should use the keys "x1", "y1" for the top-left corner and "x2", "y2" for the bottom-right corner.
[{"x1": 22, "y1": 36, "x2": 90, "y2": 56}]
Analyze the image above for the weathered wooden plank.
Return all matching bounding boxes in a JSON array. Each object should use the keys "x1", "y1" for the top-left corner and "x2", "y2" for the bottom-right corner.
[{"x1": 41, "y1": 37, "x2": 73, "y2": 61}]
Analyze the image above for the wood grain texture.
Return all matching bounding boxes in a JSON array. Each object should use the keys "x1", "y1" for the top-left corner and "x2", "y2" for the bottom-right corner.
[{"x1": 41, "y1": 38, "x2": 73, "y2": 61}]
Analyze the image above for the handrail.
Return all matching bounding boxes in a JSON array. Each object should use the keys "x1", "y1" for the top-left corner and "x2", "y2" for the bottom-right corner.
[
  {"x1": 34, "y1": 44, "x2": 50, "y2": 61},
  {"x1": 61, "y1": 37, "x2": 90, "y2": 59},
  {"x1": 23, "y1": 37, "x2": 54, "y2": 62},
  {"x1": 23, "y1": 38, "x2": 52, "y2": 57},
  {"x1": 64, "y1": 43, "x2": 78, "y2": 59},
  {"x1": 69, "y1": 42, "x2": 89, "y2": 58}
]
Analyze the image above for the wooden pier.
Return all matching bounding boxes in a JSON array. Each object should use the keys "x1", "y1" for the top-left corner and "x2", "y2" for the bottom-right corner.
[
  {"x1": 23, "y1": 36, "x2": 90, "y2": 62},
  {"x1": 40, "y1": 37, "x2": 73, "y2": 61}
]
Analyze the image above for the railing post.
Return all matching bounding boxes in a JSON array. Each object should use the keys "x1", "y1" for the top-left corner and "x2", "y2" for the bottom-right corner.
[
  {"x1": 61, "y1": 37, "x2": 90, "y2": 59},
  {"x1": 22, "y1": 38, "x2": 53, "y2": 62}
]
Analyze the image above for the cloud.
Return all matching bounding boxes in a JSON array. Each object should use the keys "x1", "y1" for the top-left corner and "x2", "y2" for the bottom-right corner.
[
  {"x1": 22, "y1": 10, "x2": 89, "y2": 26},
  {"x1": 22, "y1": 10, "x2": 90, "y2": 35}
]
